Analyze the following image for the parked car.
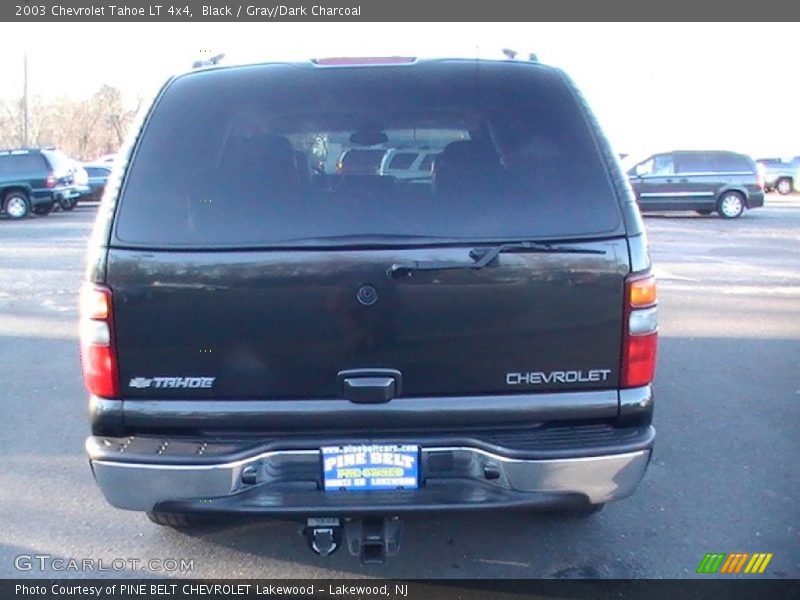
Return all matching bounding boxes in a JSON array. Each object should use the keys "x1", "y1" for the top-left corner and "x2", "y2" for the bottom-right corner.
[
  {"x1": 755, "y1": 157, "x2": 799, "y2": 195},
  {"x1": 379, "y1": 148, "x2": 441, "y2": 181},
  {"x1": 0, "y1": 148, "x2": 81, "y2": 219},
  {"x1": 82, "y1": 164, "x2": 112, "y2": 201},
  {"x1": 82, "y1": 57, "x2": 657, "y2": 562},
  {"x1": 65, "y1": 162, "x2": 90, "y2": 210},
  {"x1": 627, "y1": 150, "x2": 764, "y2": 218}
]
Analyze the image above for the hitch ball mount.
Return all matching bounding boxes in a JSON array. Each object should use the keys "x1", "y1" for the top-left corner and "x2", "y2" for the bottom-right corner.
[{"x1": 304, "y1": 517, "x2": 403, "y2": 564}]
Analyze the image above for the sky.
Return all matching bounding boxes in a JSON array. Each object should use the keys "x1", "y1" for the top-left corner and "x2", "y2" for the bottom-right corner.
[{"x1": 1, "y1": 22, "x2": 799, "y2": 159}]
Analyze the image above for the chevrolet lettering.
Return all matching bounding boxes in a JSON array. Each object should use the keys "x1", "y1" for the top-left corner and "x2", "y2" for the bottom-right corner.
[{"x1": 506, "y1": 369, "x2": 613, "y2": 386}]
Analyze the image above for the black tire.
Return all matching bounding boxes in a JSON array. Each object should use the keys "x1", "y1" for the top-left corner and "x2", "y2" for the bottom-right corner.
[
  {"x1": 59, "y1": 197, "x2": 77, "y2": 211},
  {"x1": 717, "y1": 191, "x2": 745, "y2": 219},
  {"x1": 146, "y1": 511, "x2": 209, "y2": 528},
  {"x1": 3, "y1": 191, "x2": 31, "y2": 219},
  {"x1": 696, "y1": 209, "x2": 713, "y2": 215},
  {"x1": 776, "y1": 178, "x2": 793, "y2": 195}
]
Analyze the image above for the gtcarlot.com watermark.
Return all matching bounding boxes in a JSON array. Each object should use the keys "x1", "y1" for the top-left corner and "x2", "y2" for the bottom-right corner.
[{"x1": 14, "y1": 554, "x2": 194, "y2": 573}]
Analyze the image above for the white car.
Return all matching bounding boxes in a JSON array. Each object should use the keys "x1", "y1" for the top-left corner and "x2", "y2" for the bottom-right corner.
[{"x1": 379, "y1": 148, "x2": 440, "y2": 181}]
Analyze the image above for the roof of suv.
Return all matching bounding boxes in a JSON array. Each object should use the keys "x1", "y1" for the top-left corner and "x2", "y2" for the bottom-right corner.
[
  {"x1": 665, "y1": 150, "x2": 751, "y2": 156},
  {"x1": 176, "y1": 57, "x2": 557, "y2": 82}
]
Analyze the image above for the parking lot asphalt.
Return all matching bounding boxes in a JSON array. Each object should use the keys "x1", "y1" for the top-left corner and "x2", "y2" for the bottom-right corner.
[{"x1": 0, "y1": 197, "x2": 798, "y2": 579}]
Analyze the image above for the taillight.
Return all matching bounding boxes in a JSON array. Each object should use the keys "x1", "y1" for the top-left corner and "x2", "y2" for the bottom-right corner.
[
  {"x1": 46, "y1": 173, "x2": 57, "y2": 188},
  {"x1": 621, "y1": 273, "x2": 658, "y2": 388},
  {"x1": 79, "y1": 283, "x2": 119, "y2": 398}
]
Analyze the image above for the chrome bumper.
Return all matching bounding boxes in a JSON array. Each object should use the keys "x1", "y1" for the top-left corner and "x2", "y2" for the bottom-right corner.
[{"x1": 89, "y1": 441, "x2": 652, "y2": 513}]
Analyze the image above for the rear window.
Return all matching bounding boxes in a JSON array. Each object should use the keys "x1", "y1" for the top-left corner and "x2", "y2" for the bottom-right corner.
[
  {"x1": 0, "y1": 153, "x2": 46, "y2": 175},
  {"x1": 339, "y1": 149, "x2": 385, "y2": 174},
  {"x1": 115, "y1": 61, "x2": 623, "y2": 247}
]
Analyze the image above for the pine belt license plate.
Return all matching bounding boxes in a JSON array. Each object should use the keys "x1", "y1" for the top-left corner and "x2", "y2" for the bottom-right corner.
[{"x1": 322, "y1": 444, "x2": 420, "y2": 491}]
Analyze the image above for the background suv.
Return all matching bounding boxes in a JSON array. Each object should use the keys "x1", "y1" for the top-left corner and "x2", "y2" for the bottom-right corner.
[
  {"x1": 627, "y1": 150, "x2": 764, "y2": 218},
  {"x1": 756, "y1": 157, "x2": 799, "y2": 195},
  {"x1": 0, "y1": 148, "x2": 81, "y2": 219}
]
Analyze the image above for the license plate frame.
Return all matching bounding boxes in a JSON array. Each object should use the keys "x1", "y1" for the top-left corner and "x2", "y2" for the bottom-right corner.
[{"x1": 321, "y1": 444, "x2": 420, "y2": 492}]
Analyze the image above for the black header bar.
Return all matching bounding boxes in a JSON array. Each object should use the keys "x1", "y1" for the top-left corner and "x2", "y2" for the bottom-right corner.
[
  {"x1": 4, "y1": 579, "x2": 800, "y2": 600},
  {"x1": 3, "y1": 0, "x2": 800, "y2": 22}
]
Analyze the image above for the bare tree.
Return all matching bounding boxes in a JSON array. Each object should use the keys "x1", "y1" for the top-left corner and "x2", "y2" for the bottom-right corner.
[{"x1": 0, "y1": 84, "x2": 140, "y2": 160}]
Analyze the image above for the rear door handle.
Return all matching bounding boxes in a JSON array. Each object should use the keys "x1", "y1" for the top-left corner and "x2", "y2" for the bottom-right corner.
[
  {"x1": 337, "y1": 369, "x2": 402, "y2": 404},
  {"x1": 342, "y1": 377, "x2": 395, "y2": 403}
]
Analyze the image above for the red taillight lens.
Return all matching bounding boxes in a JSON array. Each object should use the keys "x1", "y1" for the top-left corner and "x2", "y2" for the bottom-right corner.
[
  {"x1": 621, "y1": 272, "x2": 658, "y2": 388},
  {"x1": 81, "y1": 344, "x2": 118, "y2": 398},
  {"x1": 46, "y1": 173, "x2": 57, "y2": 188},
  {"x1": 622, "y1": 332, "x2": 658, "y2": 388},
  {"x1": 79, "y1": 283, "x2": 119, "y2": 398}
]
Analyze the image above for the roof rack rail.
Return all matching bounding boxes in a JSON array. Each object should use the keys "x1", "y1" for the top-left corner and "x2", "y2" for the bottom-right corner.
[{"x1": 192, "y1": 53, "x2": 225, "y2": 69}]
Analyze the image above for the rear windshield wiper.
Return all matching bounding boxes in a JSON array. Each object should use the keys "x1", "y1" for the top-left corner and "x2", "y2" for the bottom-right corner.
[{"x1": 388, "y1": 241, "x2": 605, "y2": 277}]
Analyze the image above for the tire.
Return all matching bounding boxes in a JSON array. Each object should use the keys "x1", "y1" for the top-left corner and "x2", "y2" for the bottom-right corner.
[
  {"x1": 717, "y1": 191, "x2": 745, "y2": 219},
  {"x1": 776, "y1": 178, "x2": 793, "y2": 195},
  {"x1": 696, "y1": 209, "x2": 713, "y2": 215},
  {"x1": 59, "y1": 197, "x2": 77, "y2": 211},
  {"x1": 146, "y1": 511, "x2": 208, "y2": 528},
  {"x1": 3, "y1": 191, "x2": 30, "y2": 219},
  {"x1": 32, "y1": 203, "x2": 54, "y2": 216}
]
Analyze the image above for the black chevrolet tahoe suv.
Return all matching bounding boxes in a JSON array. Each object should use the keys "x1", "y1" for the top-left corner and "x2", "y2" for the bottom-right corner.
[
  {"x1": 0, "y1": 148, "x2": 81, "y2": 219},
  {"x1": 627, "y1": 150, "x2": 764, "y2": 218},
  {"x1": 82, "y1": 58, "x2": 657, "y2": 562}
]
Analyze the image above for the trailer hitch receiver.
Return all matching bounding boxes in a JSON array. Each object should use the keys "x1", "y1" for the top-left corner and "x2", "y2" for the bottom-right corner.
[{"x1": 344, "y1": 517, "x2": 403, "y2": 564}]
